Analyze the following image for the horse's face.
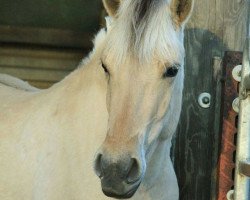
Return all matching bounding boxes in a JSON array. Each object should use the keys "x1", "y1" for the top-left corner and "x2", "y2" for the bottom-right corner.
[
  {"x1": 94, "y1": 0, "x2": 193, "y2": 198},
  {"x1": 95, "y1": 57, "x2": 183, "y2": 196}
]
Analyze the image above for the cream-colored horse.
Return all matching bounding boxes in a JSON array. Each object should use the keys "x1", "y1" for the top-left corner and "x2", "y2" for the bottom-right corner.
[{"x1": 0, "y1": 0, "x2": 193, "y2": 199}]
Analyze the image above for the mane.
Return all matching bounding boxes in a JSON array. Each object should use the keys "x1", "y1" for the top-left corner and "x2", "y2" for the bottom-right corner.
[
  {"x1": 0, "y1": 74, "x2": 39, "y2": 92},
  {"x1": 79, "y1": 28, "x2": 107, "y2": 66},
  {"x1": 105, "y1": 0, "x2": 185, "y2": 65}
]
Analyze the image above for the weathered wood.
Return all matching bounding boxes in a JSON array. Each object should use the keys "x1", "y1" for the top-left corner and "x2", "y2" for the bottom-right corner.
[
  {"x1": 0, "y1": 66, "x2": 69, "y2": 82},
  {"x1": 0, "y1": 0, "x2": 102, "y2": 87},
  {"x1": 0, "y1": 45, "x2": 85, "y2": 88},
  {"x1": 210, "y1": 57, "x2": 224, "y2": 200},
  {"x1": 172, "y1": 1, "x2": 249, "y2": 200},
  {"x1": 0, "y1": 46, "x2": 84, "y2": 70},
  {"x1": 0, "y1": 25, "x2": 93, "y2": 48},
  {"x1": 0, "y1": 0, "x2": 102, "y2": 32},
  {"x1": 28, "y1": 81, "x2": 55, "y2": 89}
]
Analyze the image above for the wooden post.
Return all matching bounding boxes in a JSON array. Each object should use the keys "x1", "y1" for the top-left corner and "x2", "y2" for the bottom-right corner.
[{"x1": 172, "y1": 0, "x2": 249, "y2": 200}]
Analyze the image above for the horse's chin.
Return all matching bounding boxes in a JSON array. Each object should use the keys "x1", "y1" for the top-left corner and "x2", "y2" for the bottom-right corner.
[{"x1": 102, "y1": 183, "x2": 141, "y2": 199}]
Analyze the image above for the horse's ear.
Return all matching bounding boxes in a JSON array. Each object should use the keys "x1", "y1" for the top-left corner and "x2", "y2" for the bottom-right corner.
[
  {"x1": 170, "y1": 0, "x2": 194, "y2": 27},
  {"x1": 102, "y1": 0, "x2": 120, "y2": 18}
]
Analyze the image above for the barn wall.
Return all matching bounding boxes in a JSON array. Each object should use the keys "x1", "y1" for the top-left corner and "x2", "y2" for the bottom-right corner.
[
  {"x1": 172, "y1": 0, "x2": 249, "y2": 200},
  {"x1": 0, "y1": 0, "x2": 102, "y2": 88},
  {"x1": 0, "y1": 45, "x2": 84, "y2": 88}
]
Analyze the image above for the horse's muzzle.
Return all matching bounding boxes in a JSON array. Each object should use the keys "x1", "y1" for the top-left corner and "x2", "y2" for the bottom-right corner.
[
  {"x1": 102, "y1": 183, "x2": 141, "y2": 199},
  {"x1": 94, "y1": 153, "x2": 143, "y2": 198}
]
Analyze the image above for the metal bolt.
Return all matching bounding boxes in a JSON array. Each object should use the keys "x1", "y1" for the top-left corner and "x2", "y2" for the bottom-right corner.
[
  {"x1": 226, "y1": 190, "x2": 234, "y2": 200},
  {"x1": 198, "y1": 93, "x2": 211, "y2": 108},
  {"x1": 202, "y1": 97, "x2": 210, "y2": 104},
  {"x1": 232, "y1": 65, "x2": 242, "y2": 82},
  {"x1": 232, "y1": 97, "x2": 240, "y2": 113}
]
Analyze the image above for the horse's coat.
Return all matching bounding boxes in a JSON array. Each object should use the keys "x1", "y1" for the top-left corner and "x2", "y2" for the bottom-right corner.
[{"x1": 0, "y1": 0, "x2": 193, "y2": 199}]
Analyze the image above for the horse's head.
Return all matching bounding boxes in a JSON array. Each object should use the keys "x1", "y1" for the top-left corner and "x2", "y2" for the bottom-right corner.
[{"x1": 94, "y1": 0, "x2": 193, "y2": 198}]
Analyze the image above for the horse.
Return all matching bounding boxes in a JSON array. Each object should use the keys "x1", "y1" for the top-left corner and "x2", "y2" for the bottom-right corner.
[{"x1": 0, "y1": 0, "x2": 193, "y2": 199}]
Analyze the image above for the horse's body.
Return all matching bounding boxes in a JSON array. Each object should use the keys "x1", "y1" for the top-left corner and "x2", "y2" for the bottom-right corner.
[{"x1": 0, "y1": 0, "x2": 193, "y2": 199}]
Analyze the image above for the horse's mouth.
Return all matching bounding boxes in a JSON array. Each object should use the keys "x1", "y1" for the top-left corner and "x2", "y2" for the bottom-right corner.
[{"x1": 102, "y1": 183, "x2": 140, "y2": 199}]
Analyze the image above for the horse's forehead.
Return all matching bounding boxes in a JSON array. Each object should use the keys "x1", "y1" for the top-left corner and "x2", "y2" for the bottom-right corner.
[
  {"x1": 103, "y1": 47, "x2": 181, "y2": 72},
  {"x1": 102, "y1": 1, "x2": 184, "y2": 67},
  {"x1": 103, "y1": 31, "x2": 183, "y2": 68}
]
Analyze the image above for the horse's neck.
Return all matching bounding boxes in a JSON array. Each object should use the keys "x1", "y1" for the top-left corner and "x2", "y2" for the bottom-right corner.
[
  {"x1": 51, "y1": 63, "x2": 100, "y2": 91},
  {"x1": 31, "y1": 63, "x2": 108, "y2": 149},
  {"x1": 145, "y1": 139, "x2": 172, "y2": 182},
  {"x1": 21, "y1": 64, "x2": 109, "y2": 200},
  {"x1": 135, "y1": 139, "x2": 178, "y2": 200},
  {"x1": 46, "y1": 63, "x2": 106, "y2": 109}
]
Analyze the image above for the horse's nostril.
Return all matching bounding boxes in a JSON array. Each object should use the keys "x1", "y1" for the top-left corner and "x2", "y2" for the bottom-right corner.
[
  {"x1": 94, "y1": 153, "x2": 103, "y2": 178},
  {"x1": 94, "y1": 153, "x2": 142, "y2": 184},
  {"x1": 126, "y1": 158, "x2": 141, "y2": 184}
]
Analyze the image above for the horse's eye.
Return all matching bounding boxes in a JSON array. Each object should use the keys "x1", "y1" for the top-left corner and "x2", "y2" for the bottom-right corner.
[
  {"x1": 101, "y1": 61, "x2": 109, "y2": 75},
  {"x1": 163, "y1": 64, "x2": 180, "y2": 78}
]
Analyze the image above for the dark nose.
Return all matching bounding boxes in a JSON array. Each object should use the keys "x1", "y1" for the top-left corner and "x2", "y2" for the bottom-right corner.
[
  {"x1": 94, "y1": 153, "x2": 142, "y2": 198},
  {"x1": 94, "y1": 153, "x2": 142, "y2": 185}
]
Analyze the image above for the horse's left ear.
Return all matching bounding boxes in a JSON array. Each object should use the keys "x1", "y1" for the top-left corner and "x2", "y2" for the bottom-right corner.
[
  {"x1": 102, "y1": 0, "x2": 120, "y2": 18},
  {"x1": 170, "y1": 0, "x2": 194, "y2": 27}
]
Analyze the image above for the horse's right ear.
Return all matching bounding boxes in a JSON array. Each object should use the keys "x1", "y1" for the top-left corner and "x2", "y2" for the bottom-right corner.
[
  {"x1": 170, "y1": 0, "x2": 194, "y2": 27},
  {"x1": 102, "y1": 0, "x2": 120, "y2": 18}
]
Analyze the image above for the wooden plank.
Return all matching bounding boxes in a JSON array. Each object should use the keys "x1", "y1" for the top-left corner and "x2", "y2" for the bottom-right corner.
[
  {"x1": 0, "y1": 0, "x2": 102, "y2": 32},
  {"x1": 0, "y1": 46, "x2": 84, "y2": 70},
  {"x1": 0, "y1": 45, "x2": 86, "y2": 60},
  {"x1": 0, "y1": 66, "x2": 69, "y2": 82},
  {"x1": 172, "y1": 1, "x2": 249, "y2": 200},
  {"x1": 0, "y1": 45, "x2": 86, "y2": 88},
  {"x1": 28, "y1": 81, "x2": 55, "y2": 89},
  {"x1": 0, "y1": 56, "x2": 78, "y2": 71},
  {"x1": 0, "y1": 25, "x2": 93, "y2": 48},
  {"x1": 210, "y1": 57, "x2": 224, "y2": 200}
]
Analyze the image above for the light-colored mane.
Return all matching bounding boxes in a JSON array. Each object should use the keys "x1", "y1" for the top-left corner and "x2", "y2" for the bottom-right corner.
[
  {"x1": 105, "y1": 0, "x2": 184, "y2": 65},
  {"x1": 0, "y1": 74, "x2": 39, "y2": 92}
]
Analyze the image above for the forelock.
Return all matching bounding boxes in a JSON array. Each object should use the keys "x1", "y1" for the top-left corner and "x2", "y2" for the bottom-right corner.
[
  {"x1": 105, "y1": 0, "x2": 185, "y2": 65},
  {"x1": 134, "y1": 0, "x2": 156, "y2": 25}
]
